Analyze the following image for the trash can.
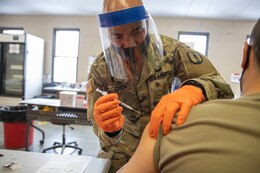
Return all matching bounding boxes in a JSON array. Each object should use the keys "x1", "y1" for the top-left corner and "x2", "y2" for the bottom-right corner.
[{"x1": 0, "y1": 106, "x2": 34, "y2": 148}]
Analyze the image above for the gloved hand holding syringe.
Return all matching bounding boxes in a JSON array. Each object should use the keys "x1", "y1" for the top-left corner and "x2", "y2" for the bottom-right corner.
[{"x1": 96, "y1": 88, "x2": 141, "y2": 115}]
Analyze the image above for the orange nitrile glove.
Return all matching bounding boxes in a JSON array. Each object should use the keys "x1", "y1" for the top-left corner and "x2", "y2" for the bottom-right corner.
[
  {"x1": 149, "y1": 85, "x2": 205, "y2": 138},
  {"x1": 94, "y1": 93, "x2": 124, "y2": 133}
]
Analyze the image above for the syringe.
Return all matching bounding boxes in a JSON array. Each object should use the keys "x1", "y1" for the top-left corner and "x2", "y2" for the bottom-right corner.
[{"x1": 96, "y1": 88, "x2": 141, "y2": 115}]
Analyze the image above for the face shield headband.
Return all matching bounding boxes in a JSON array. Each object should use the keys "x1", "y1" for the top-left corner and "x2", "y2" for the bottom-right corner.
[
  {"x1": 98, "y1": 6, "x2": 163, "y2": 81},
  {"x1": 98, "y1": 5, "x2": 149, "y2": 28}
]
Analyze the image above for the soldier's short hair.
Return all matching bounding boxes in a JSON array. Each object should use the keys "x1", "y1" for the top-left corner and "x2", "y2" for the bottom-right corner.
[{"x1": 250, "y1": 18, "x2": 260, "y2": 66}]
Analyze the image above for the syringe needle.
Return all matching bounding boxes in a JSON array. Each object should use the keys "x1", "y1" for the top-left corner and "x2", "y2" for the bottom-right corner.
[
  {"x1": 96, "y1": 88, "x2": 141, "y2": 115},
  {"x1": 119, "y1": 102, "x2": 141, "y2": 115}
]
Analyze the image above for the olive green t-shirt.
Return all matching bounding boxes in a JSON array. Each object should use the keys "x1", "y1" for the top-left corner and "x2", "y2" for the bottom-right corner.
[{"x1": 154, "y1": 93, "x2": 260, "y2": 173}]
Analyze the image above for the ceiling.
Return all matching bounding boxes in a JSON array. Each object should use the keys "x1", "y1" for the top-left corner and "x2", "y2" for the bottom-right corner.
[{"x1": 0, "y1": 0, "x2": 259, "y2": 21}]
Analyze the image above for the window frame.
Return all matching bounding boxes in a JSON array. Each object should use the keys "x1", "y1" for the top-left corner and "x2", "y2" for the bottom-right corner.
[
  {"x1": 178, "y1": 31, "x2": 209, "y2": 56},
  {"x1": 52, "y1": 28, "x2": 80, "y2": 83},
  {"x1": 0, "y1": 27, "x2": 24, "y2": 34}
]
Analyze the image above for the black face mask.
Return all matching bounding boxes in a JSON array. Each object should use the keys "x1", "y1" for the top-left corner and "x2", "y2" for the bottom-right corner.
[
  {"x1": 112, "y1": 35, "x2": 150, "y2": 76},
  {"x1": 114, "y1": 34, "x2": 150, "y2": 58},
  {"x1": 239, "y1": 45, "x2": 251, "y2": 94}
]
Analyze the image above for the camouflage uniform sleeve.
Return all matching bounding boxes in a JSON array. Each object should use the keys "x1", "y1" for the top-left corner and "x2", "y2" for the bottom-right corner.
[
  {"x1": 87, "y1": 55, "x2": 123, "y2": 151},
  {"x1": 173, "y1": 41, "x2": 234, "y2": 100}
]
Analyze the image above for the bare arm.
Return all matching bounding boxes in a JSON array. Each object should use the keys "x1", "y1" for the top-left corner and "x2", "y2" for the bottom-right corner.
[{"x1": 117, "y1": 123, "x2": 159, "y2": 173}]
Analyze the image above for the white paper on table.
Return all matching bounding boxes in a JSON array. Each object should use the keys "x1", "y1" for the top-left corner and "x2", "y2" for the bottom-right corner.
[
  {"x1": 231, "y1": 73, "x2": 241, "y2": 83},
  {"x1": 36, "y1": 156, "x2": 92, "y2": 173}
]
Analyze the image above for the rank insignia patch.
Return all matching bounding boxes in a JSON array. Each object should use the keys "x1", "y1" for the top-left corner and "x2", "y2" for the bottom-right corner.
[{"x1": 187, "y1": 52, "x2": 203, "y2": 64}]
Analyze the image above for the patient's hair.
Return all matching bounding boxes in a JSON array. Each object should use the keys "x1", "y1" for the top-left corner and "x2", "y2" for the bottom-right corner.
[{"x1": 251, "y1": 18, "x2": 260, "y2": 65}]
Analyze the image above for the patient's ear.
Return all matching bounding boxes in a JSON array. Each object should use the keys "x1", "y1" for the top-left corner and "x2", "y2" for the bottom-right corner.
[{"x1": 241, "y1": 42, "x2": 248, "y2": 69}]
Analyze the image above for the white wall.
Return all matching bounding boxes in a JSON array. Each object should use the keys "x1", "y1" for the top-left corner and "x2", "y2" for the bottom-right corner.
[
  {"x1": 0, "y1": 15, "x2": 101, "y2": 83},
  {"x1": 154, "y1": 18, "x2": 256, "y2": 97},
  {"x1": 0, "y1": 15, "x2": 256, "y2": 97}
]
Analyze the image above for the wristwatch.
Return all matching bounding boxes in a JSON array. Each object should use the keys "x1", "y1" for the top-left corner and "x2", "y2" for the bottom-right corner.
[
  {"x1": 105, "y1": 129, "x2": 122, "y2": 137},
  {"x1": 182, "y1": 80, "x2": 206, "y2": 98}
]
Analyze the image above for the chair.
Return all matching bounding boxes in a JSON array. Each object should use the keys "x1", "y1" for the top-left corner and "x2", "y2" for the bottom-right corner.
[
  {"x1": 42, "y1": 123, "x2": 83, "y2": 155},
  {"x1": 31, "y1": 95, "x2": 56, "y2": 148}
]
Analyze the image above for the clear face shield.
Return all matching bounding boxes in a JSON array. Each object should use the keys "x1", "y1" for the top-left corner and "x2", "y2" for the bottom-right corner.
[{"x1": 98, "y1": 6, "x2": 163, "y2": 81}]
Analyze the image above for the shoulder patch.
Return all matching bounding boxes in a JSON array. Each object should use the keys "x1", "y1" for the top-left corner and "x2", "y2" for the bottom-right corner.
[
  {"x1": 187, "y1": 52, "x2": 203, "y2": 64},
  {"x1": 86, "y1": 78, "x2": 93, "y2": 94}
]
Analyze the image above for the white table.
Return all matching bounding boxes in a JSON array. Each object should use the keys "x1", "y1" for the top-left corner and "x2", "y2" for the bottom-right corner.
[
  {"x1": 43, "y1": 86, "x2": 86, "y2": 98},
  {"x1": 0, "y1": 149, "x2": 111, "y2": 173}
]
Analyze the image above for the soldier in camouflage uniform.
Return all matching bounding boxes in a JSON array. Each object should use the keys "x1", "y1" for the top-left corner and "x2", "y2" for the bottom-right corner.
[{"x1": 87, "y1": 0, "x2": 234, "y2": 172}]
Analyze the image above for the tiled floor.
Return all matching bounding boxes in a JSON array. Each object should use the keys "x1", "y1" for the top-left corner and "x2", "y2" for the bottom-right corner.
[{"x1": 0, "y1": 121, "x2": 101, "y2": 156}]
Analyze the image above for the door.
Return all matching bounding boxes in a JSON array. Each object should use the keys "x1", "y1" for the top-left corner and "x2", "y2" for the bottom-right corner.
[{"x1": 1, "y1": 43, "x2": 25, "y2": 97}]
